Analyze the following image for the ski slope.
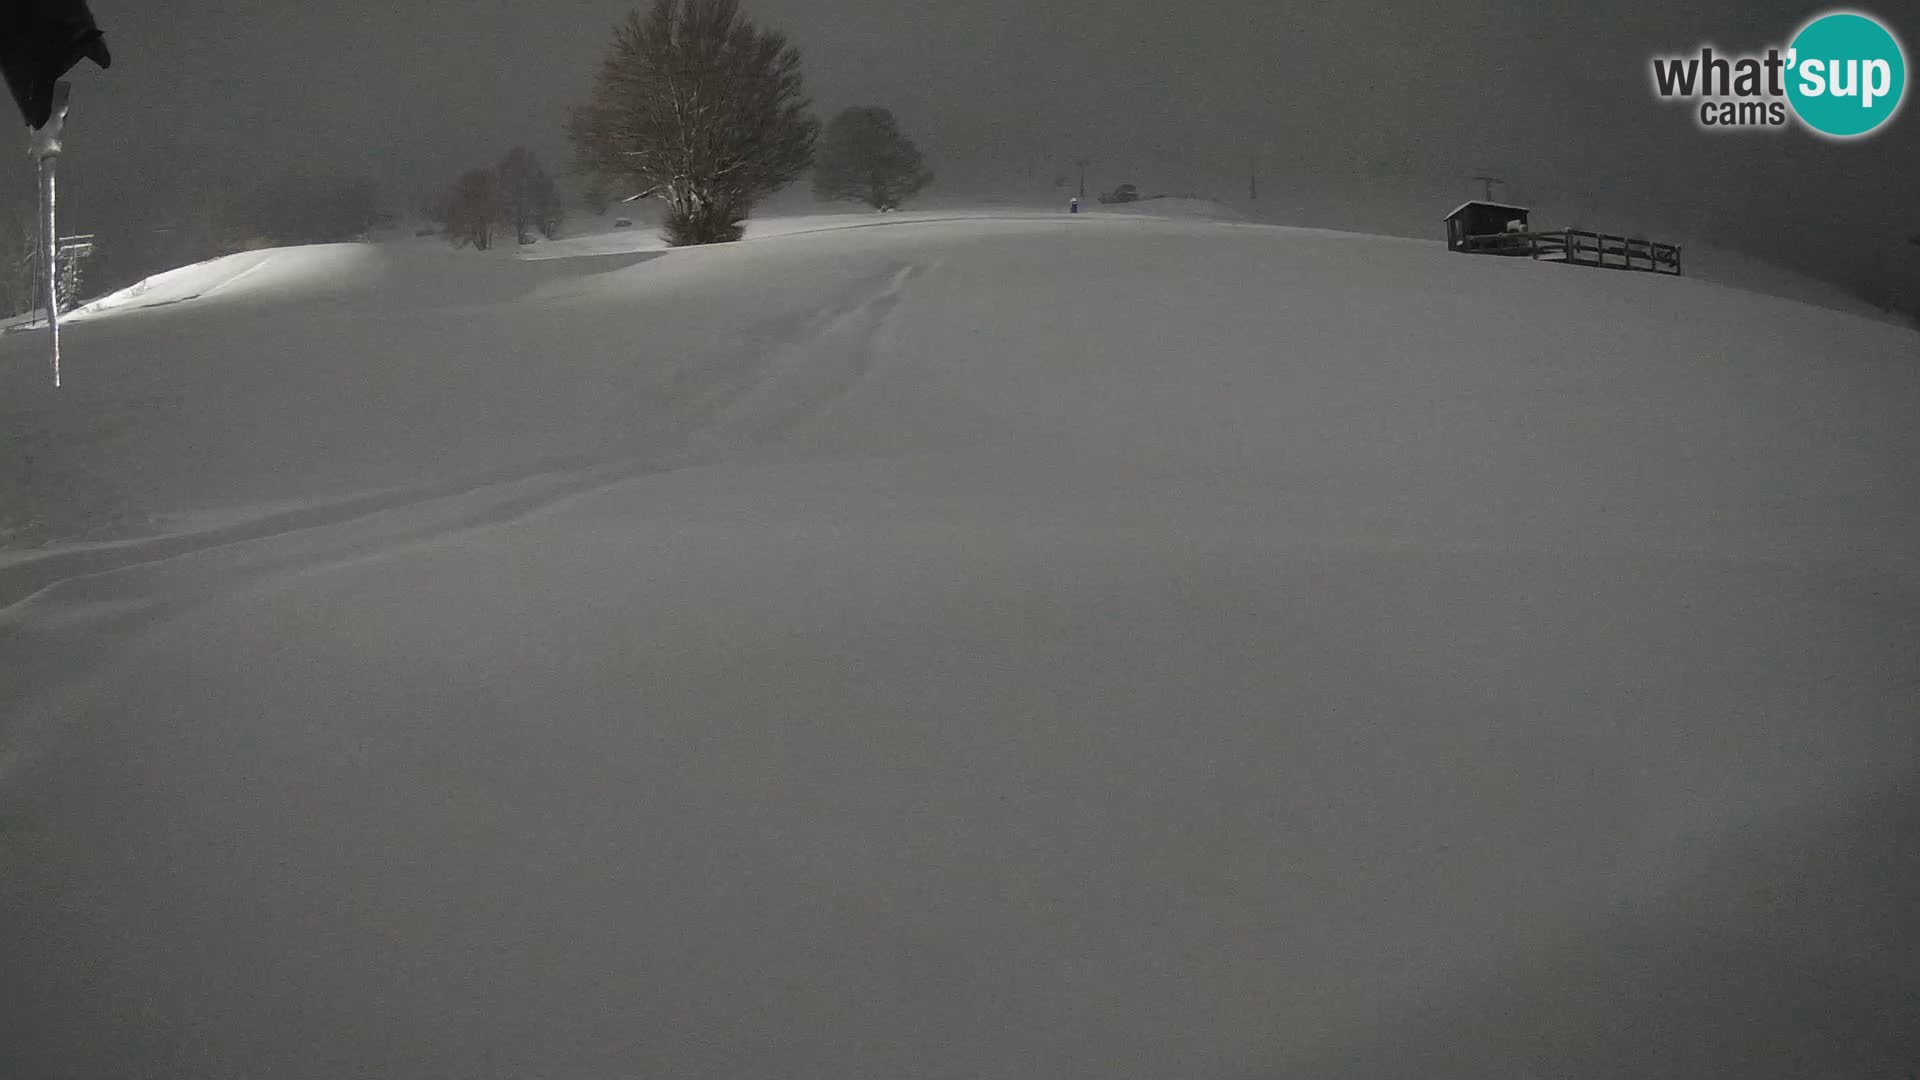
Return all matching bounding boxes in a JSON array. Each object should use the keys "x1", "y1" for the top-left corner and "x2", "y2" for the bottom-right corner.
[{"x1": 2, "y1": 208, "x2": 1918, "y2": 1080}]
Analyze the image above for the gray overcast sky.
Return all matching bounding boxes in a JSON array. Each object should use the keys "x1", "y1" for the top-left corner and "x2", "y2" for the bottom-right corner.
[{"x1": 16, "y1": 0, "x2": 1918, "y2": 292}]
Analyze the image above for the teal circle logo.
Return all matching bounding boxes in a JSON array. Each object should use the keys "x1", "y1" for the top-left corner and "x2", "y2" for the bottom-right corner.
[{"x1": 1787, "y1": 11, "x2": 1907, "y2": 137}]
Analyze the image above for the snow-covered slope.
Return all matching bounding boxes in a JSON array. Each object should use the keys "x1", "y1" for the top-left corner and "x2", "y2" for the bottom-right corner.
[
  {"x1": 68, "y1": 243, "x2": 386, "y2": 317},
  {"x1": 1091, "y1": 195, "x2": 1247, "y2": 220},
  {"x1": 522, "y1": 206, "x2": 1071, "y2": 260},
  {"x1": 2, "y1": 209, "x2": 1917, "y2": 1080}
]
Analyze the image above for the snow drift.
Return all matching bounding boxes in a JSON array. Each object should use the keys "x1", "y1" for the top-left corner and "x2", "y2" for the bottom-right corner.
[{"x1": 2, "y1": 209, "x2": 1917, "y2": 1080}]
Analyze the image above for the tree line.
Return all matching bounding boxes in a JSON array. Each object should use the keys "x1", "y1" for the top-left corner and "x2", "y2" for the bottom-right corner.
[
  {"x1": 8, "y1": 0, "x2": 939, "y2": 310},
  {"x1": 434, "y1": 146, "x2": 565, "y2": 251},
  {"x1": 429, "y1": 0, "x2": 934, "y2": 251}
]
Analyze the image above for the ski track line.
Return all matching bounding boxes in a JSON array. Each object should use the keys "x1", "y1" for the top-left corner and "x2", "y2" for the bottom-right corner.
[
  {"x1": 0, "y1": 263, "x2": 932, "y2": 684},
  {"x1": 0, "y1": 263, "x2": 920, "y2": 617},
  {"x1": 0, "y1": 448, "x2": 739, "y2": 759},
  {"x1": 702, "y1": 261, "x2": 924, "y2": 449}
]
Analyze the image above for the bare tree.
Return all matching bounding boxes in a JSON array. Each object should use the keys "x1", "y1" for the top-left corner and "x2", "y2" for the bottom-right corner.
[
  {"x1": 812, "y1": 106, "x2": 933, "y2": 211},
  {"x1": 569, "y1": 0, "x2": 817, "y2": 246},
  {"x1": 437, "y1": 169, "x2": 503, "y2": 250},
  {"x1": 496, "y1": 147, "x2": 564, "y2": 243}
]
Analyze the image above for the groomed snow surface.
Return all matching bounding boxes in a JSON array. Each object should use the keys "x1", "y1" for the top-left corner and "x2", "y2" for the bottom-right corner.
[{"x1": 2, "y1": 206, "x2": 1918, "y2": 1079}]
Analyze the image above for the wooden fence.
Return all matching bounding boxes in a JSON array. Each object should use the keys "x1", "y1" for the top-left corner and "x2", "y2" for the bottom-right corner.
[{"x1": 1461, "y1": 229, "x2": 1682, "y2": 276}]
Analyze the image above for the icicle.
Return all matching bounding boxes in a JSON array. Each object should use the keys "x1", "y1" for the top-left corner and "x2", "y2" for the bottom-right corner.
[{"x1": 28, "y1": 81, "x2": 72, "y2": 389}]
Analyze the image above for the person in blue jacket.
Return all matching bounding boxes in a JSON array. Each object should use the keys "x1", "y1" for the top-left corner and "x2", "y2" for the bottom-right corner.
[{"x1": 1069, "y1": 197, "x2": 1080, "y2": 214}]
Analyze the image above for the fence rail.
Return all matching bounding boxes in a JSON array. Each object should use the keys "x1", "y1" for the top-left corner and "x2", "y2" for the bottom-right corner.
[{"x1": 1460, "y1": 229, "x2": 1682, "y2": 276}]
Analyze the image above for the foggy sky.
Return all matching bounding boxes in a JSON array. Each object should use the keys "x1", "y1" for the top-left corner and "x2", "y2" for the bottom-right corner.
[{"x1": 12, "y1": 0, "x2": 1917, "y2": 294}]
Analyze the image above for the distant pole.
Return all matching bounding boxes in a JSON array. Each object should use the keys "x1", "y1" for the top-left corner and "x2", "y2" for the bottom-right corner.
[
  {"x1": 1073, "y1": 156, "x2": 1093, "y2": 201},
  {"x1": 1471, "y1": 173, "x2": 1506, "y2": 202},
  {"x1": 1249, "y1": 153, "x2": 1259, "y2": 201}
]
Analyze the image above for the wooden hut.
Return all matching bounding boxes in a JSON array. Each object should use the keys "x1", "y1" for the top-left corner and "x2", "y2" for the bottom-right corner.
[{"x1": 1443, "y1": 201, "x2": 1532, "y2": 252}]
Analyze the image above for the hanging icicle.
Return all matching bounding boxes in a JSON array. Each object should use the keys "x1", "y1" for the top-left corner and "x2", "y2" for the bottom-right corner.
[
  {"x1": 5, "y1": 0, "x2": 111, "y2": 388},
  {"x1": 29, "y1": 82, "x2": 70, "y2": 387}
]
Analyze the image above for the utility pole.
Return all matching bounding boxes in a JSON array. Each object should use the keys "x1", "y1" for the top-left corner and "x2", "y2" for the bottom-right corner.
[
  {"x1": 1470, "y1": 173, "x2": 1507, "y2": 202},
  {"x1": 1249, "y1": 153, "x2": 1259, "y2": 201},
  {"x1": 57, "y1": 233, "x2": 95, "y2": 309},
  {"x1": 1073, "y1": 156, "x2": 1094, "y2": 201}
]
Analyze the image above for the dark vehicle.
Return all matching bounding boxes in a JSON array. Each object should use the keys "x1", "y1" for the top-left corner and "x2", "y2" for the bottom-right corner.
[{"x1": 1098, "y1": 183, "x2": 1140, "y2": 204}]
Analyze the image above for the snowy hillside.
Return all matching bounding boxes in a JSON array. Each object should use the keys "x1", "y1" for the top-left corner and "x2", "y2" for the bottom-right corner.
[{"x1": 2, "y1": 208, "x2": 1917, "y2": 1079}]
